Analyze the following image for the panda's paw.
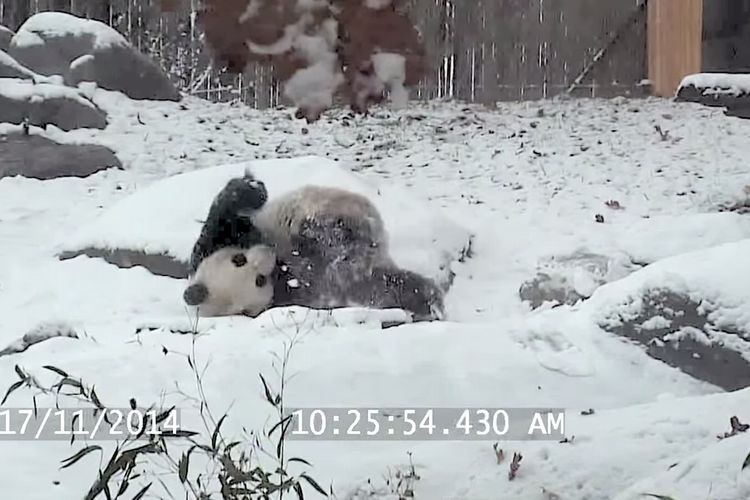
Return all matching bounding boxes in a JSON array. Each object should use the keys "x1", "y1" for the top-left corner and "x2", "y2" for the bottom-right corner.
[{"x1": 223, "y1": 175, "x2": 268, "y2": 212}]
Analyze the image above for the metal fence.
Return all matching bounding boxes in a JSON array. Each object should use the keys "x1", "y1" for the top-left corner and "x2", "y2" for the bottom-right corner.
[{"x1": 1, "y1": 0, "x2": 651, "y2": 107}]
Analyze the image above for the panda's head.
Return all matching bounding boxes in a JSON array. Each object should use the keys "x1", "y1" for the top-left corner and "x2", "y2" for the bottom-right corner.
[{"x1": 183, "y1": 245, "x2": 277, "y2": 317}]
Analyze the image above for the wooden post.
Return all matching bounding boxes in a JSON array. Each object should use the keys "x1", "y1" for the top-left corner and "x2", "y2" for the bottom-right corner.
[{"x1": 648, "y1": 0, "x2": 703, "y2": 97}]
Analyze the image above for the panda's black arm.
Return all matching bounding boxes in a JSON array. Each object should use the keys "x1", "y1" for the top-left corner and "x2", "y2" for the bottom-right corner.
[{"x1": 187, "y1": 174, "x2": 270, "y2": 272}]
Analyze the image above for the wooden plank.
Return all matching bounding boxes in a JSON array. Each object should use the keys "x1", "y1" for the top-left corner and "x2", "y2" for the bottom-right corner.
[{"x1": 648, "y1": 0, "x2": 703, "y2": 97}]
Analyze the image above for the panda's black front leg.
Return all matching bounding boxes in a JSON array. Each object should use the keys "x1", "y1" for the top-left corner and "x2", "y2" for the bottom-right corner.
[{"x1": 188, "y1": 173, "x2": 270, "y2": 273}]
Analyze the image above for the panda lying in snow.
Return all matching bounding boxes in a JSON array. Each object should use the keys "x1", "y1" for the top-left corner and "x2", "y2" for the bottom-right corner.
[{"x1": 182, "y1": 171, "x2": 445, "y2": 321}]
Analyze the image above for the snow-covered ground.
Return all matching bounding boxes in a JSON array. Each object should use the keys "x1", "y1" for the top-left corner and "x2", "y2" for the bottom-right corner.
[{"x1": 1, "y1": 87, "x2": 750, "y2": 499}]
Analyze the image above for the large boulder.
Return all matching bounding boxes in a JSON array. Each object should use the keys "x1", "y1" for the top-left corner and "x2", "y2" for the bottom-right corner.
[
  {"x1": 8, "y1": 12, "x2": 180, "y2": 101},
  {"x1": 0, "y1": 25, "x2": 13, "y2": 51},
  {"x1": 0, "y1": 132, "x2": 122, "y2": 180},
  {"x1": 0, "y1": 78, "x2": 107, "y2": 131},
  {"x1": 0, "y1": 50, "x2": 39, "y2": 80}
]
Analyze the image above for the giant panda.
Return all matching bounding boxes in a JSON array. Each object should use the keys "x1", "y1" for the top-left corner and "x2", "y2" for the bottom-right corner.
[{"x1": 182, "y1": 171, "x2": 445, "y2": 321}]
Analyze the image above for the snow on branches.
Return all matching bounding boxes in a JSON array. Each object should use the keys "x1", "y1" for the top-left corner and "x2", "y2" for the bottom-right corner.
[{"x1": 196, "y1": 0, "x2": 426, "y2": 121}]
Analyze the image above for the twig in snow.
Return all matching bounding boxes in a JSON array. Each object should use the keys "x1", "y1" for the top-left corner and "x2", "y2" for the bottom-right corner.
[
  {"x1": 508, "y1": 452, "x2": 522, "y2": 480},
  {"x1": 605, "y1": 200, "x2": 623, "y2": 210},
  {"x1": 492, "y1": 443, "x2": 504, "y2": 464},
  {"x1": 654, "y1": 124, "x2": 669, "y2": 141},
  {"x1": 717, "y1": 416, "x2": 749, "y2": 439}
]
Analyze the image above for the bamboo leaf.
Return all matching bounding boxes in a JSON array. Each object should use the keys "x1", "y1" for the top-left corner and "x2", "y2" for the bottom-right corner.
[
  {"x1": 131, "y1": 483, "x2": 153, "y2": 500},
  {"x1": 300, "y1": 474, "x2": 328, "y2": 496},
  {"x1": 212, "y1": 414, "x2": 227, "y2": 450},
  {"x1": 1, "y1": 380, "x2": 24, "y2": 405},
  {"x1": 259, "y1": 374, "x2": 276, "y2": 406},
  {"x1": 61, "y1": 445, "x2": 102, "y2": 469},
  {"x1": 43, "y1": 365, "x2": 69, "y2": 378}
]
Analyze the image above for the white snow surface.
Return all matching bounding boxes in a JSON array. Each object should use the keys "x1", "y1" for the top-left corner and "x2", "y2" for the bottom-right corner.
[
  {"x1": 12, "y1": 11, "x2": 128, "y2": 50},
  {"x1": 1, "y1": 89, "x2": 750, "y2": 499},
  {"x1": 57, "y1": 156, "x2": 471, "y2": 284}
]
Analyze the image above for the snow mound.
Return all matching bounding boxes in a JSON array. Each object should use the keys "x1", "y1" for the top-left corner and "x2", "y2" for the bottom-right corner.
[
  {"x1": 615, "y1": 212, "x2": 750, "y2": 264},
  {"x1": 583, "y1": 239, "x2": 750, "y2": 334},
  {"x1": 13, "y1": 12, "x2": 128, "y2": 50},
  {"x1": 0, "y1": 321, "x2": 78, "y2": 357},
  {"x1": 519, "y1": 250, "x2": 638, "y2": 308},
  {"x1": 576, "y1": 239, "x2": 750, "y2": 390},
  {"x1": 520, "y1": 212, "x2": 750, "y2": 309},
  {"x1": 613, "y1": 431, "x2": 750, "y2": 499},
  {"x1": 57, "y1": 156, "x2": 473, "y2": 284}
]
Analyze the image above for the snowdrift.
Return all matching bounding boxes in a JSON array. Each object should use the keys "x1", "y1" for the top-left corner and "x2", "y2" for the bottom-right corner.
[
  {"x1": 56, "y1": 156, "x2": 473, "y2": 287},
  {"x1": 577, "y1": 239, "x2": 750, "y2": 390},
  {"x1": 518, "y1": 212, "x2": 750, "y2": 309}
]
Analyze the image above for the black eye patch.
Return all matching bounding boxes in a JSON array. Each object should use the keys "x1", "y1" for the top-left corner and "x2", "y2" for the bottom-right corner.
[
  {"x1": 255, "y1": 274, "x2": 267, "y2": 287},
  {"x1": 231, "y1": 253, "x2": 248, "y2": 267}
]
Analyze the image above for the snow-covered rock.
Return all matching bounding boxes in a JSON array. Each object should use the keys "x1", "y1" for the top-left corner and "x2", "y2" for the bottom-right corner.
[
  {"x1": 678, "y1": 73, "x2": 750, "y2": 100},
  {"x1": 0, "y1": 24, "x2": 13, "y2": 52},
  {"x1": 519, "y1": 212, "x2": 750, "y2": 309},
  {"x1": 8, "y1": 12, "x2": 180, "y2": 101},
  {"x1": 519, "y1": 250, "x2": 639, "y2": 308},
  {"x1": 579, "y1": 239, "x2": 750, "y2": 390},
  {"x1": 0, "y1": 321, "x2": 79, "y2": 357},
  {"x1": 676, "y1": 72, "x2": 750, "y2": 119},
  {"x1": 0, "y1": 49, "x2": 40, "y2": 80},
  {"x1": 0, "y1": 77, "x2": 107, "y2": 131},
  {"x1": 56, "y1": 156, "x2": 473, "y2": 287},
  {"x1": 0, "y1": 133, "x2": 122, "y2": 180}
]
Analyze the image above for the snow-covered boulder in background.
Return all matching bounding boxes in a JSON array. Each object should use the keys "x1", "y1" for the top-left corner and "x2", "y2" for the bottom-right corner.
[
  {"x1": 56, "y1": 156, "x2": 473, "y2": 288},
  {"x1": 0, "y1": 77, "x2": 107, "y2": 130},
  {"x1": 0, "y1": 50, "x2": 40, "y2": 80},
  {"x1": 578, "y1": 239, "x2": 750, "y2": 391},
  {"x1": 676, "y1": 72, "x2": 750, "y2": 119},
  {"x1": 8, "y1": 12, "x2": 180, "y2": 101},
  {"x1": 0, "y1": 133, "x2": 122, "y2": 180},
  {"x1": 0, "y1": 24, "x2": 14, "y2": 51}
]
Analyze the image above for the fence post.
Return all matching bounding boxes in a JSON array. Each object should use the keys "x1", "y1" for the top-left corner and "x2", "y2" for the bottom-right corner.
[{"x1": 647, "y1": 0, "x2": 703, "y2": 97}]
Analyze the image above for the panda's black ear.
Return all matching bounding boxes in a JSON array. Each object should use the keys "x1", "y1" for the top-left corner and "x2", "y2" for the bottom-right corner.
[{"x1": 231, "y1": 253, "x2": 248, "y2": 267}]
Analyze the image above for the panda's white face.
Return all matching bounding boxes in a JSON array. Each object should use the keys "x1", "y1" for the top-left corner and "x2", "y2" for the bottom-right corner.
[{"x1": 183, "y1": 245, "x2": 276, "y2": 317}]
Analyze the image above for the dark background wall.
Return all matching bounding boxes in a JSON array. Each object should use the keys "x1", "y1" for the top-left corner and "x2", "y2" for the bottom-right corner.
[{"x1": 703, "y1": 0, "x2": 750, "y2": 72}]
